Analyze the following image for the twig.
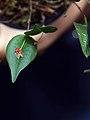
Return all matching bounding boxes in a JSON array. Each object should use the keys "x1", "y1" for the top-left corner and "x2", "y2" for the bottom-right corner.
[
  {"x1": 72, "y1": 1, "x2": 87, "y2": 25},
  {"x1": 0, "y1": 12, "x2": 22, "y2": 24},
  {"x1": 27, "y1": 0, "x2": 32, "y2": 30},
  {"x1": 72, "y1": 1, "x2": 85, "y2": 16}
]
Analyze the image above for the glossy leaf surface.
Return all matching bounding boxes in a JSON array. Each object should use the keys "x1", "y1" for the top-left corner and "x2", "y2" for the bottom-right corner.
[
  {"x1": 24, "y1": 24, "x2": 42, "y2": 36},
  {"x1": 40, "y1": 26, "x2": 57, "y2": 33},
  {"x1": 74, "y1": 22, "x2": 90, "y2": 58},
  {"x1": 6, "y1": 34, "x2": 37, "y2": 83},
  {"x1": 24, "y1": 24, "x2": 57, "y2": 36},
  {"x1": 84, "y1": 69, "x2": 90, "y2": 73}
]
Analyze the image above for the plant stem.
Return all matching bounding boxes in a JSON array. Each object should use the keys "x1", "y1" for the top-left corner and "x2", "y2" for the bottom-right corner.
[
  {"x1": 20, "y1": 0, "x2": 33, "y2": 51},
  {"x1": 64, "y1": 0, "x2": 68, "y2": 10},
  {"x1": 72, "y1": 1, "x2": 85, "y2": 17},
  {"x1": 41, "y1": 12, "x2": 45, "y2": 25},
  {"x1": 72, "y1": 1, "x2": 87, "y2": 25},
  {"x1": 37, "y1": 32, "x2": 44, "y2": 42},
  {"x1": 20, "y1": 38, "x2": 26, "y2": 50},
  {"x1": 84, "y1": 15, "x2": 88, "y2": 25},
  {"x1": 63, "y1": 0, "x2": 67, "y2": 17},
  {"x1": 19, "y1": 0, "x2": 33, "y2": 51},
  {"x1": 27, "y1": 0, "x2": 32, "y2": 30}
]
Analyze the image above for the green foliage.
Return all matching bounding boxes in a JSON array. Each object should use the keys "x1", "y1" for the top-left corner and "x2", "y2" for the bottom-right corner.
[
  {"x1": 40, "y1": 25, "x2": 57, "y2": 33},
  {"x1": 24, "y1": 24, "x2": 57, "y2": 36},
  {"x1": 24, "y1": 24, "x2": 42, "y2": 36},
  {"x1": 6, "y1": 24, "x2": 57, "y2": 83},
  {"x1": 74, "y1": 16, "x2": 90, "y2": 74},
  {"x1": 74, "y1": 22, "x2": 90, "y2": 58},
  {"x1": 84, "y1": 69, "x2": 90, "y2": 73},
  {"x1": 6, "y1": 34, "x2": 37, "y2": 83},
  {"x1": 4, "y1": 0, "x2": 90, "y2": 82}
]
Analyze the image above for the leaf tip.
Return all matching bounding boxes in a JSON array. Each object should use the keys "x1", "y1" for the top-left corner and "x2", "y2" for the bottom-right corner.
[
  {"x1": 83, "y1": 69, "x2": 90, "y2": 74},
  {"x1": 11, "y1": 77, "x2": 17, "y2": 83}
]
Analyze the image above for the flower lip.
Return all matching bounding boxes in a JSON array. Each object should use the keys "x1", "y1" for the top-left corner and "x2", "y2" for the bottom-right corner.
[{"x1": 15, "y1": 48, "x2": 23, "y2": 59}]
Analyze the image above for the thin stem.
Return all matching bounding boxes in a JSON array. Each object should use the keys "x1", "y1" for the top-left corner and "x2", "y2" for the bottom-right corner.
[
  {"x1": 27, "y1": 0, "x2": 32, "y2": 30},
  {"x1": 37, "y1": 32, "x2": 44, "y2": 42},
  {"x1": 20, "y1": 38, "x2": 26, "y2": 50},
  {"x1": 20, "y1": 0, "x2": 33, "y2": 51},
  {"x1": 63, "y1": 0, "x2": 68, "y2": 17},
  {"x1": 84, "y1": 15, "x2": 88, "y2": 26},
  {"x1": 73, "y1": 1, "x2": 87, "y2": 25},
  {"x1": 34, "y1": 32, "x2": 44, "y2": 45},
  {"x1": 72, "y1": 1, "x2": 85, "y2": 16},
  {"x1": 0, "y1": 12, "x2": 22, "y2": 24},
  {"x1": 41, "y1": 12, "x2": 46, "y2": 25},
  {"x1": 64, "y1": 0, "x2": 68, "y2": 10}
]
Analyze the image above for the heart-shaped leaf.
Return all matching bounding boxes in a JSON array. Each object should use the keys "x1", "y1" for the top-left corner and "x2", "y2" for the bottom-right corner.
[
  {"x1": 74, "y1": 22, "x2": 90, "y2": 58},
  {"x1": 6, "y1": 34, "x2": 37, "y2": 83}
]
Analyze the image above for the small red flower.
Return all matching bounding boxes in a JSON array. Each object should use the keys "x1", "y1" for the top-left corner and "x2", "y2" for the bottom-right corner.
[{"x1": 15, "y1": 48, "x2": 23, "y2": 59}]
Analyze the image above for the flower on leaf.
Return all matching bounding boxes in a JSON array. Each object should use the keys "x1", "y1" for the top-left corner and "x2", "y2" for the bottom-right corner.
[{"x1": 15, "y1": 48, "x2": 23, "y2": 59}]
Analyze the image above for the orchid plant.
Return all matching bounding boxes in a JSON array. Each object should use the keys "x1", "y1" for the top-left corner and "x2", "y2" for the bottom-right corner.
[{"x1": 1, "y1": 0, "x2": 90, "y2": 83}]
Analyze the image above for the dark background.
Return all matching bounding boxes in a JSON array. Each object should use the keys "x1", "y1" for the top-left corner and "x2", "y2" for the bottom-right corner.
[{"x1": 0, "y1": 25, "x2": 90, "y2": 120}]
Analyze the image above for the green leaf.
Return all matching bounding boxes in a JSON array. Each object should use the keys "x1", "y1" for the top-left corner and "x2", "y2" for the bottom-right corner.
[
  {"x1": 24, "y1": 24, "x2": 42, "y2": 36},
  {"x1": 84, "y1": 69, "x2": 90, "y2": 73},
  {"x1": 40, "y1": 26, "x2": 57, "y2": 33},
  {"x1": 74, "y1": 22, "x2": 90, "y2": 58},
  {"x1": 6, "y1": 34, "x2": 37, "y2": 83},
  {"x1": 24, "y1": 24, "x2": 57, "y2": 36}
]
